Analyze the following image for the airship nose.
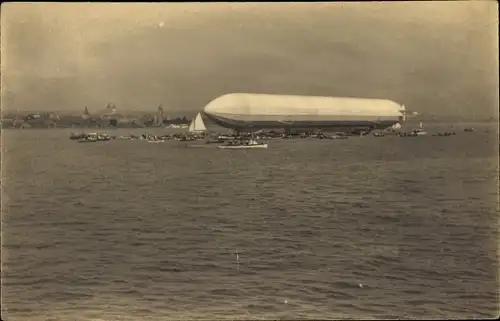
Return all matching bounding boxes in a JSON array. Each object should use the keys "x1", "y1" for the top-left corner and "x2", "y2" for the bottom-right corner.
[
  {"x1": 203, "y1": 102, "x2": 219, "y2": 116},
  {"x1": 204, "y1": 94, "x2": 235, "y2": 117}
]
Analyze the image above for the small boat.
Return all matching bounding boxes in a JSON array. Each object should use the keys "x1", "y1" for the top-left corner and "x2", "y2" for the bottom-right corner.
[
  {"x1": 373, "y1": 132, "x2": 385, "y2": 137},
  {"x1": 188, "y1": 112, "x2": 208, "y2": 134},
  {"x1": 78, "y1": 137, "x2": 97, "y2": 143},
  {"x1": 413, "y1": 122, "x2": 427, "y2": 136},
  {"x1": 399, "y1": 129, "x2": 427, "y2": 137},
  {"x1": 414, "y1": 130, "x2": 427, "y2": 136},
  {"x1": 98, "y1": 133, "x2": 111, "y2": 140},
  {"x1": 399, "y1": 132, "x2": 418, "y2": 137},
  {"x1": 70, "y1": 132, "x2": 87, "y2": 140},
  {"x1": 218, "y1": 139, "x2": 268, "y2": 149},
  {"x1": 147, "y1": 140, "x2": 165, "y2": 143},
  {"x1": 322, "y1": 134, "x2": 349, "y2": 139},
  {"x1": 432, "y1": 132, "x2": 456, "y2": 137},
  {"x1": 218, "y1": 135, "x2": 236, "y2": 140}
]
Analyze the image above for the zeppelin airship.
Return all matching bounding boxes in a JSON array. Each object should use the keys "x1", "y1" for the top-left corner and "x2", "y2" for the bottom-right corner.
[{"x1": 203, "y1": 93, "x2": 408, "y2": 132}]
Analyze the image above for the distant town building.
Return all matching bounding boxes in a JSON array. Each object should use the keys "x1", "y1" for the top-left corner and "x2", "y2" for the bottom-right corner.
[
  {"x1": 0, "y1": 118, "x2": 16, "y2": 128},
  {"x1": 26, "y1": 118, "x2": 57, "y2": 128},
  {"x1": 25, "y1": 112, "x2": 41, "y2": 121},
  {"x1": 96, "y1": 103, "x2": 126, "y2": 127},
  {"x1": 10, "y1": 118, "x2": 31, "y2": 129},
  {"x1": 82, "y1": 106, "x2": 91, "y2": 120},
  {"x1": 157, "y1": 105, "x2": 164, "y2": 126},
  {"x1": 48, "y1": 112, "x2": 60, "y2": 120},
  {"x1": 58, "y1": 115, "x2": 92, "y2": 128}
]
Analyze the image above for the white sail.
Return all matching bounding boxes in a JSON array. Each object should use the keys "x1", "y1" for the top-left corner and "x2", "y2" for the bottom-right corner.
[
  {"x1": 188, "y1": 113, "x2": 207, "y2": 133},
  {"x1": 188, "y1": 119, "x2": 196, "y2": 132},
  {"x1": 391, "y1": 123, "x2": 402, "y2": 130}
]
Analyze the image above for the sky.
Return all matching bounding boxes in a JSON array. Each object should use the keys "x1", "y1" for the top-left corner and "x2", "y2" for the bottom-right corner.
[{"x1": 1, "y1": 2, "x2": 498, "y2": 117}]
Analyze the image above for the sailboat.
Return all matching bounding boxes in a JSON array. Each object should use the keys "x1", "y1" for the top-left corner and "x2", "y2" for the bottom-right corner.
[
  {"x1": 414, "y1": 121, "x2": 427, "y2": 136},
  {"x1": 188, "y1": 112, "x2": 207, "y2": 134}
]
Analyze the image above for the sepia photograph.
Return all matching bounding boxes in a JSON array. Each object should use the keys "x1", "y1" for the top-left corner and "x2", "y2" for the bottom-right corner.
[{"x1": 1, "y1": 1, "x2": 499, "y2": 320}]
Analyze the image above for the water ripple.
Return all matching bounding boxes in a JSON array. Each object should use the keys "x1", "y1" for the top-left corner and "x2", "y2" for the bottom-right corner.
[{"x1": 2, "y1": 125, "x2": 498, "y2": 320}]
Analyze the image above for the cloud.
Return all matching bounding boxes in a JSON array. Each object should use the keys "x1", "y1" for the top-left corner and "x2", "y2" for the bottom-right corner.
[{"x1": 1, "y1": 2, "x2": 497, "y2": 116}]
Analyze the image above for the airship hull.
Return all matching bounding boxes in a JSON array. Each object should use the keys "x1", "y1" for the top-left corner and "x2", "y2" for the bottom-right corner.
[
  {"x1": 204, "y1": 113, "x2": 398, "y2": 131},
  {"x1": 203, "y1": 93, "x2": 405, "y2": 131}
]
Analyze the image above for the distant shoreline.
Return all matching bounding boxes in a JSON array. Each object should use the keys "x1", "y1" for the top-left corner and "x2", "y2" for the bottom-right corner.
[
  {"x1": 0, "y1": 126, "x2": 190, "y2": 130},
  {"x1": 1, "y1": 120, "x2": 497, "y2": 131}
]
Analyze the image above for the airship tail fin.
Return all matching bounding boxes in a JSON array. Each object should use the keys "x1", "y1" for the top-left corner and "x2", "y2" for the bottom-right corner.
[{"x1": 399, "y1": 105, "x2": 419, "y2": 122}]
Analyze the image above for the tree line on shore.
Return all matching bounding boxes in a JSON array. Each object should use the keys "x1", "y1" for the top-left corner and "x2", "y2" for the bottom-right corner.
[{"x1": 1, "y1": 112, "x2": 193, "y2": 129}]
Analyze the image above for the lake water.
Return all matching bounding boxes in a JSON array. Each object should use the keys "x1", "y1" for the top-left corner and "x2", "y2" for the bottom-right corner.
[{"x1": 1, "y1": 122, "x2": 498, "y2": 320}]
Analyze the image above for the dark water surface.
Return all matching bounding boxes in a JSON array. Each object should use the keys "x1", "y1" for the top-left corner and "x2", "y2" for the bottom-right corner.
[{"x1": 1, "y1": 123, "x2": 498, "y2": 320}]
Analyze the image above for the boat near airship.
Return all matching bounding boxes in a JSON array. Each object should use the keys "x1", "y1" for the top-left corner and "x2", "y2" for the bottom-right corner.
[
  {"x1": 218, "y1": 139, "x2": 268, "y2": 149},
  {"x1": 203, "y1": 93, "x2": 411, "y2": 133},
  {"x1": 188, "y1": 112, "x2": 208, "y2": 134}
]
